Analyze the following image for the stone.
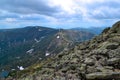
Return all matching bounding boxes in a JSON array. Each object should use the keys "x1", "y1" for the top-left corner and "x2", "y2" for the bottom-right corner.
[
  {"x1": 106, "y1": 43, "x2": 119, "y2": 50},
  {"x1": 87, "y1": 66, "x2": 97, "y2": 73},
  {"x1": 80, "y1": 64, "x2": 87, "y2": 72},
  {"x1": 107, "y1": 58, "x2": 120, "y2": 65},
  {"x1": 86, "y1": 72, "x2": 120, "y2": 80},
  {"x1": 96, "y1": 66, "x2": 113, "y2": 72},
  {"x1": 84, "y1": 58, "x2": 95, "y2": 66}
]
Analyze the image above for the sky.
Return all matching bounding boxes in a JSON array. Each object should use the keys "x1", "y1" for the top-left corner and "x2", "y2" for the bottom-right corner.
[{"x1": 0, "y1": 0, "x2": 120, "y2": 29}]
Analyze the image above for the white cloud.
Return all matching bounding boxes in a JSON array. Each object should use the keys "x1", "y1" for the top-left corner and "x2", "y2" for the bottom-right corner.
[
  {"x1": 5, "y1": 18, "x2": 16, "y2": 22},
  {"x1": 0, "y1": 0, "x2": 120, "y2": 28},
  {"x1": 49, "y1": 0, "x2": 120, "y2": 20},
  {"x1": 49, "y1": 0, "x2": 77, "y2": 15}
]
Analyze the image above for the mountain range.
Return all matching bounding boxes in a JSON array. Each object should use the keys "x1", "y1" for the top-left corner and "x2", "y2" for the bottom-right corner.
[
  {"x1": 71, "y1": 27, "x2": 105, "y2": 35},
  {"x1": 0, "y1": 26, "x2": 95, "y2": 75},
  {"x1": 5, "y1": 21, "x2": 120, "y2": 80}
]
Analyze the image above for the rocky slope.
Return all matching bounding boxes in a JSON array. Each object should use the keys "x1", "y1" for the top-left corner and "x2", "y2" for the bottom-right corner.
[
  {"x1": 0, "y1": 26, "x2": 95, "y2": 75},
  {"x1": 9, "y1": 21, "x2": 120, "y2": 80}
]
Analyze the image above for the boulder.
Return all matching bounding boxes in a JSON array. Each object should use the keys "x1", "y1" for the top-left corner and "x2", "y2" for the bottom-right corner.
[
  {"x1": 86, "y1": 72, "x2": 120, "y2": 80},
  {"x1": 84, "y1": 58, "x2": 95, "y2": 66},
  {"x1": 106, "y1": 43, "x2": 119, "y2": 50},
  {"x1": 96, "y1": 66, "x2": 113, "y2": 72},
  {"x1": 107, "y1": 58, "x2": 120, "y2": 65}
]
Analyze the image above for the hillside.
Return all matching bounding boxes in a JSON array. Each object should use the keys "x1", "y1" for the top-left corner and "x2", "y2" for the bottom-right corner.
[
  {"x1": 8, "y1": 21, "x2": 120, "y2": 80},
  {"x1": 0, "y1": 26, "x2": 95, "y2": 75}
]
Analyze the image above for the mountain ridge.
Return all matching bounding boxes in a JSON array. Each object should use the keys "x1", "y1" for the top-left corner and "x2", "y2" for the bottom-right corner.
[
  {"x1": 0, "y1": 26, "x2": 95, "y2": 75},
  {"x1": 71, "y1": 27, "x2": 105, "y2": 35},
  {"x1": 9, "y1": 21, "x2": 120, "y2": 80}
]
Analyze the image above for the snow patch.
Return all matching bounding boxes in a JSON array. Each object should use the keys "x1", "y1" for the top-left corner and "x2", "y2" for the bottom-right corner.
[
  {"x1": 26, "y1": 49, "x2": 34, "y2": 54},
  {"x1": 45, "y1": 52, "x2": 50, "y2": 56},
  {"x1": 34, "y1": 38, "x2": 40, "y2": 43},
  {"x1": 57, "y1": 36, "x2": 60, "y2": 39},
  {"x1": 17, "y1": 66, "x2": 24, "y2": 70}
]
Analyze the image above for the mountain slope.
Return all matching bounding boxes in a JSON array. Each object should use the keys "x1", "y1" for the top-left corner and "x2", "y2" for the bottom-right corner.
[
  {"x1": 12, "y1": 21, "x2": 120, "y2": 80},
  {"x1": 0, "y1": 26, "x2": 95, "y2": 74},
  {"x1": 0, "y1": 26, "x2": 58, "y2": 71}
]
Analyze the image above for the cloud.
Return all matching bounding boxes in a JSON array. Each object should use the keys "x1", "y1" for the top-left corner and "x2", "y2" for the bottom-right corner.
[
  {"x1": 84, "y1": 0, "x2": 120, "y2": 19},
  {"x1": 0, "y1": 0, "x2": 60, "y2": 16},
  {"x1": 0, "y1": 0, "x2": 120, "y2": 29}
]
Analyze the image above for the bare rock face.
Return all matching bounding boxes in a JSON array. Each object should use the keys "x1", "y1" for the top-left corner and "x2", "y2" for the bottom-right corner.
[{"x1": 8, "y1": 21, "x2": 120, "y2": 80}]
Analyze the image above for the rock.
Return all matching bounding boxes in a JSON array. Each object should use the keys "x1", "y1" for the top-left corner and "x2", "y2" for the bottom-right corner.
[
  {"x1": 86, "y1": 72, "x2": 120, "y2": 80},
  {"x1": 99, "y1": 41, "x2": 119, "y2": 50},
  {"x1": 79, "y1": 64, "x2": 87, "y2": 72},
  {"x1": 108, "y1": 49, "x2": 120, "y2": 58},
  {"x1": 58, "y1": 53, "x2": 64, "y2": 58},
  {"x1": 84, "y1": 58, "x2": 95, "y2": 66},
  {"x1": 108, "y1": 36, "x2": 120, "y2": 43},
  {"x1": 79, "y1": 45, "x2": 87, "y2": 50},
  {"x1": 70, "y1": 58, "x2": 79, "y2": 63},
  {"x1": 107, "y1": 58, "x2": 120, "y2": 65},
  {"x1": 106, "y1": 43, "x2": 119, "y2": 50},
  {"x1": 96, "y1": 66, "x2": 113, "y2": 72},
  {"x1": 91, "y1": 49, "x2": 108, "y2": 57},
  {"x1": 87, "y1": 66, "x2": 98, "y2": 73}
]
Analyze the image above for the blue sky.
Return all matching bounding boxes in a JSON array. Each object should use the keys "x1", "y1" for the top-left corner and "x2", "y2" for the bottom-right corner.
[{"x1": 0, "y1": 0, "x2": 120, "y2": 29}]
